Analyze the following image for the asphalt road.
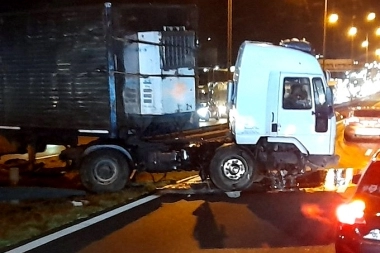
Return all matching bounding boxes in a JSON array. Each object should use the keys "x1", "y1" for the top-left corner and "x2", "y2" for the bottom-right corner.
[{"x1": 24, "y1": 191, "x2": 343, "y2": 253}]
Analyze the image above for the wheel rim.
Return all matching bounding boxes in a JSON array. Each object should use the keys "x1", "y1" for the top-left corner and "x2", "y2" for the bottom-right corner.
[
  {"x1": 222, "y1": 157, "x2": 246, "y2": 180},
  {"x1": 93, "y1": 160, "x2": 118, "y2": 185}
]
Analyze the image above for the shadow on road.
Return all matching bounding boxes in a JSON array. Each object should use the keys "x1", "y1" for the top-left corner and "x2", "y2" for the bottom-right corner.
[
  {"x1": 242, "y1": 190, "x2": 343, "y2": 247},
  {"x1": 172, "y1": 190, "x2": 345, "y2": 249},
  {"x1": 193, "y1": 201, "x2": 226, "y2": 248}
]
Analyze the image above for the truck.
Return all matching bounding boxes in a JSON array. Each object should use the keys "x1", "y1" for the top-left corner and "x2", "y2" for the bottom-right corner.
[{"x1": 0, "y1": 2, "x2": 338, "y2": 193}]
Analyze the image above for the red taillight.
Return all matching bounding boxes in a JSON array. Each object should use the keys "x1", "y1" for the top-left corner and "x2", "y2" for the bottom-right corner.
[{"x1": 336, "y1": 200, "x2": 366, "y2": 225}]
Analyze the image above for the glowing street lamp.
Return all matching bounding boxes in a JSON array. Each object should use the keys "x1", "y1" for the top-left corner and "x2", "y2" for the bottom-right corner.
[
  {"x1": 362, "y1": 39, "x2": 369, "y2": 48},
  {"x1": 348, "y1": 26, "x2": 357, "y2": 60},
  {"x1": 376, "y1": 48, "x2": 380, "y2": 61},
  {"x1": 367, "y1": 12, "x2": 376, "y2": 21},
  {"x1": 348, "y1": 27, "x2": 357, "y2": 36},
  {"x1": 329, "y1": 13, "x2": 339, "y2": 24}
]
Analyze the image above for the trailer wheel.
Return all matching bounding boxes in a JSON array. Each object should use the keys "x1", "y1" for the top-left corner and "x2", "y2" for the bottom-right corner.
[
  {"x1": 80, "y1": 149, "x2": 130, "y2": 193},
  {"x1": 209, "y1": 145, "x2": 255, "y2": 192}
]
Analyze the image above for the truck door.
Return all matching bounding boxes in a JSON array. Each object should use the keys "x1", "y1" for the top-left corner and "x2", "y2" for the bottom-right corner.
[
  {"x1": 267, "y1": 71, "x2": 280, "y2": 135},
  {"x1": 312, "y1": 76, "x2": 336, "y2": 154},
  {"x1": 277, "y1": 74, "x2": 332, "y2": 155}
]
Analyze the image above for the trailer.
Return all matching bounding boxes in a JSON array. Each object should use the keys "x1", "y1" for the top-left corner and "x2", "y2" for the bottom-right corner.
[{"x1": 0, "y1": 3, "x2": 339, "y2": 193}]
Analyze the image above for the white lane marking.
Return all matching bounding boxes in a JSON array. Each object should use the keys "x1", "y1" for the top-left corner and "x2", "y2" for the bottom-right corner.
[
  {"x1": 36, "y1": 154, "x2": 59, "y2": 160},
  {"x1": 5, "y1": 194, "x2": 160, "y2": 253},
  {"x1": 365, "y1": 149, "x2": 373, "y2": 156},
  {"x1": 175, "y1": 175, "x2": 200, "y2": 183}
]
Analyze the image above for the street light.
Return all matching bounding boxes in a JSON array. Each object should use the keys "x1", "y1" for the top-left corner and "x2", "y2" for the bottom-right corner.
[
  {"x1": 329, "y1": 13, "x2": 339, "y2": 23},
  {"x1": 348, "y1": 26, "x2": 357, "y2": 60},
  {"x1": 367, "y1": 12, "x2": 376, "y2": 21},
  {"x1": 376, "y1": 48, "x2": 380, "y2": 60}
]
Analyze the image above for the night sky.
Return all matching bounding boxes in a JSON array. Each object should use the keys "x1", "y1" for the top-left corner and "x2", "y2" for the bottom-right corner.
[{"x1": 2, "y1": 0, "x2": 380, "y2": 67}]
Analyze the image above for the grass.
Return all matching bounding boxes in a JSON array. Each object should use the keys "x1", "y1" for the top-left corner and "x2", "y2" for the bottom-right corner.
[{"x1": 0, "y1": 156, "x2": 198, "y2": 250}]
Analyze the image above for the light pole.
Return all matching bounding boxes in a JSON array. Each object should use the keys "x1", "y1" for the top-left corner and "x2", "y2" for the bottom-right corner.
[
  {"x1": 322, "y1": 0, "x2": 338, "y2": 69},
  {"x1": 362, "y1": 35, "x2": 369, "y2": 63},
  {"x1": 375, "y1": 28, "x2": 380, "y2": 61},
  {"x1": 363, "y1": 28, "x2": 380, "y2": 63},
  {"x1": 227, "y1": 0, "x2": 232, "y2": 68},
  {"x1": 322, "y1": 0, "x2": 328, "y2": 69},
  {"x1": 359, "y1": 30, "x2": 380, "y2": 64},
  {"x1": 363, "y1": 13, "x2": 375, "y2": 63},
  {"x1": 348, "y1": 26, "x2": 357, "y2": 60}
]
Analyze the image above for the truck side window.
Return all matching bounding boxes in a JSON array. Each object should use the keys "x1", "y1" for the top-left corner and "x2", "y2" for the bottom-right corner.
[
  {"x1": 282, "y1": 78, "x2": 312, "y2": 110},
  {"x1": 312, "y1": 78, "x2": 326, "y2": 106}
]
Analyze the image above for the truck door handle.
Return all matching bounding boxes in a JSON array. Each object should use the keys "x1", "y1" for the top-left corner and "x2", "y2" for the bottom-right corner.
[{"x1": 272, "y1": 112, "x2": 274, "y2": 122}]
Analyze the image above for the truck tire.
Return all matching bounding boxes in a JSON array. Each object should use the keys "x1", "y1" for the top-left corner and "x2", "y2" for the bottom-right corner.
[
  {"x1": 209, "y1": 144, "x2": 255, "y2": 192},
  {"x1": 80, "y1": 149, "x2": 130, "y2": 193}
]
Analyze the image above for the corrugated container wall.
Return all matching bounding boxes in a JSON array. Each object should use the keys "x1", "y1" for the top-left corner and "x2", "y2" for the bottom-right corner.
[
  {"x1": 0, "y1": 5, "x2": 109, "y2": 130},
  {"x1": 0, "y1": 3, "x2": 198, "y2": 132}
]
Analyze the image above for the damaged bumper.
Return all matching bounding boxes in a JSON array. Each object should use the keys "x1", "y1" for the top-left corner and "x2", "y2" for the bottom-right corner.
[{"x1": 306, "y1": 154, "x2": 340, "y2": 170}]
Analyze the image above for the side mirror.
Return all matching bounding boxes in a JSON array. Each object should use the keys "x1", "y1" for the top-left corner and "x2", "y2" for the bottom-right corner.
[
  {"x1": 323, "y1": 70, "x2": 331, "y2": 82},
  {"x1": 325, "y1": 87, "x2": 335, "y2": 119},
  {"x1": 226, "y1": 80, "x2": 235, "y2": 110},
  {"x1": 326, "y1": 86, "x2": 334, "y2": 105}
]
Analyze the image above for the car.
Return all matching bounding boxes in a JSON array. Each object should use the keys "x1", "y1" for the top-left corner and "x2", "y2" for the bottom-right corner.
[
  {"x1": 343, "y1": 107, "x2": 380, "y2": 143},
  {"x1": 196, "y1": 101, "x2": 220, "y2": 121},
  {"x1": 335, "y1": 150, "x2": 380, "y2": 253}
]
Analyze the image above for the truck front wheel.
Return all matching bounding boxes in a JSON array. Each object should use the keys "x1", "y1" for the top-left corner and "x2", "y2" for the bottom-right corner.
[
  {"x1": 80, "y1": 149, "x2": 130, "y2": 193},
  {"x1": 209, "y1": 144, "x2": 255, "y2": 192}
]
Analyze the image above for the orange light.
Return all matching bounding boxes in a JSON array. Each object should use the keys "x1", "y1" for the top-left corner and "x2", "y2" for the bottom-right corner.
[{"x1": 336, "y1": 200, "x2": 366, "y2": 225}]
